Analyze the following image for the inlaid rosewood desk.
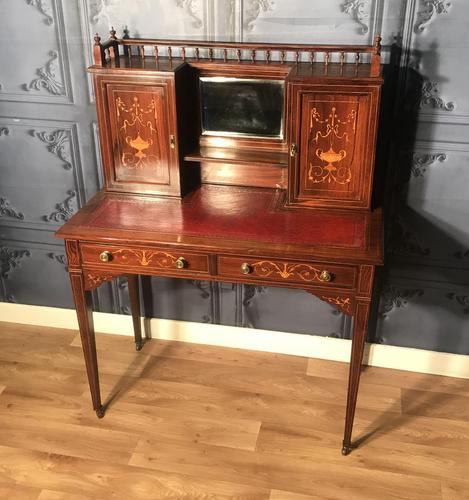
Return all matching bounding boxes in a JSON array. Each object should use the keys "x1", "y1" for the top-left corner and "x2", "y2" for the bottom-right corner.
[{"x1": 57, "y1": 33, "x2": 384, "y2": 455}]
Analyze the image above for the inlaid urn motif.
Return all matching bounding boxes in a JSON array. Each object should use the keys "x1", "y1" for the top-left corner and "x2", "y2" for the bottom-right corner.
[
  {"x1": 308, "y1": 106, "x2": 357, "y2": 185},
  {"x1": 116, "y1": 95, "x2": 158, "y2": 169}
]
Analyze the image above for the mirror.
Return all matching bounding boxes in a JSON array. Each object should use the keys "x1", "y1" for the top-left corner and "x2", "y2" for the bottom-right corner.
[{"x1": 200, "y1": 77, "x2": 284, "y2": 139}]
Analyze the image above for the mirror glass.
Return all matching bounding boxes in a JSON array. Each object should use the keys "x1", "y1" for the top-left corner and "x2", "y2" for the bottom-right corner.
[{"x1": 200, "y1": 77, "x2": 284, "y2": 139}]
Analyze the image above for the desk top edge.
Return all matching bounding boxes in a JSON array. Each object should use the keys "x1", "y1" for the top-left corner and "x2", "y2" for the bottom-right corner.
[{"x1": 56, "y1": 187, "x2": 383, "y2": 266}]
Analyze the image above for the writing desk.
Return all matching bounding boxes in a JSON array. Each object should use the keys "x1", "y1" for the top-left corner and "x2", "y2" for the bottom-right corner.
[
  {"x1": 56, "y1": 184, "x2": 382, "y2": 456},
  {"x1": 57, "y1": 32, "x2": 384, "y2": 455}
]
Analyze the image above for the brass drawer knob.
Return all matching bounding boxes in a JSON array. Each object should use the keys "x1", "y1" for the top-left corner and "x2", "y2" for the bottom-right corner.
[
  {"x1": 99, "y1": 251, "x2": 112, "y2": 263},
  {"x1": 241, "y1": 263, "x2": 252, "y2": 275},
  {"x1": 175, "y1": 257, "x2": 187, "y2": 269},
  {"x1": 319, "y1": 270, "x2": 332, "y2": 282}
]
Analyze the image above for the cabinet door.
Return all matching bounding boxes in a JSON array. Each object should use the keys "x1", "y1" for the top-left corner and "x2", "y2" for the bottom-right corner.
[
  {"x1": 288, "y1": 85, "x2": 380, "y2": 209},
  {"x1": 96, "y1": 76, "x2": 181, "y2": 196}
]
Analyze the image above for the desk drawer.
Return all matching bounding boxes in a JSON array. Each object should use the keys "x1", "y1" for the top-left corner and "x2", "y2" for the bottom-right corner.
[
  {"x1": 80, "y1": 244, "x2": 209, "y2": 275},
  {"x1": 218, "y1": 256, "x2": 356, "y2": 288}
]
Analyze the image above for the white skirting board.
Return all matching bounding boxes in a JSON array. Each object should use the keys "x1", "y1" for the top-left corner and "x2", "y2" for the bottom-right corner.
[{"x1": 1, "y1": 302, "x2": 468, "y2": 379}]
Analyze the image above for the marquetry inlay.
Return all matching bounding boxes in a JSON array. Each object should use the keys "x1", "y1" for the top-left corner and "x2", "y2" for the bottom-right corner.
[
  {"x1": 116, "y1": 95, "x2": 159, "y2": 170},
  {"x1": 85, "y1": 272, "x2": 119, "y2": 290},
  {"x1": 111, "y1": 248, "x2": 180, "y2": 267},
  {"x1": 321, "y1": 295, "x2": 352, "y2": 313},
  {"x1": 250, "y1": 261, "x2": 327, "y2": 282},
  {"x1": 308, "y1": 105, "x2": 357, "y2": 185}
]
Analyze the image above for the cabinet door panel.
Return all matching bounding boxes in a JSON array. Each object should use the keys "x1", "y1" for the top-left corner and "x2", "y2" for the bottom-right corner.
[
  {"x1": 289, "y1": 85, "x2": 380, "y2": 209},
  {"x1": 108, "y1": 84, "x2": 171, "y2": 185},
  {"x1": 94, "y1": 75, "x2": 183, "y2": 197}
]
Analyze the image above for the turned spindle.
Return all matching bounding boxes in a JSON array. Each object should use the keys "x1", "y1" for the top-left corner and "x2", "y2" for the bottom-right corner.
[
  {"x1": 93, "y1": 33, "x2": 103, "y2": 66},
  {"x1": 374, "y1": 34, "x2": 382, "y2": 54},
  {"x1": 370, "y1": 34, "x2": 382, "y2": 76},
  {"x1": 122, "y1": 27, "x2": 130, "y2": 58},
  {"x1": 107, "y1": 27, "x2": 118, "y2": 60}
]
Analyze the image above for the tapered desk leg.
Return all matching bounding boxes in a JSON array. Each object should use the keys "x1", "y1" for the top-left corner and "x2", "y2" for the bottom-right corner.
[
  {"x1": 127, "y1": 275, "x2": 144, "y2": 351},
  {"x1": 141, "y1": 275, "x2": 153, "y2": 320},
  {"x1": 141, "y1": 275, "x2": 154, "y2": 339},
  {"x1": 342, "y1": 300, "x2": 370, "y2": 455},
  {"x1": 69, "y1": 272, "x2": 105, "y2": 418}
]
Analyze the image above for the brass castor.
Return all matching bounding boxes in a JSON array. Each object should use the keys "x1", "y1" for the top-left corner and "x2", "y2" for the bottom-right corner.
[
  {"x1": 135, "y1": 340, "x2": 145, "y2": 351},
  {"x1": 95, "y1": 406, "x2": 106, "y2": 418},
  {"x1": 341, "y1": 444, "x2": 354, "y2": 456}
]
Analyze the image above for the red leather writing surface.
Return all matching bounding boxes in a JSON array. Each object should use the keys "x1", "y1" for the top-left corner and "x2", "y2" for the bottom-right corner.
[{"x1": 88, "y1": 185, "x2": 367, "y2": 248}]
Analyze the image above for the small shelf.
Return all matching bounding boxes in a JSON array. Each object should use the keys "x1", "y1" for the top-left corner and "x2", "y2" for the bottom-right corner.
[{"x1": 184, "y1": 146, "x2": 288, "y2": 169}]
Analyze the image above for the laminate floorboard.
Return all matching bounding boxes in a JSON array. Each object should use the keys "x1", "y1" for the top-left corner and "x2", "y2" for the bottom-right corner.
[
  {"x1": 0, "y1": 321, "x2": 468, "y2": 498},
  {"x1": 36, "y1": 490, "x2": 96, "y2": 500},
  {"x1": 269, "y1": 492, "x2": 321, "y2": 500},
  {"x1": 122, "y1": 355, "x2": 402, "y2": 412},
  {"x1": 0, "y1": 483, "x2": 42, "y2": 500},
  {"x1": 308, "y1": 358, "x2": 469, "y2": 395},
  {"x1": 402, "y1": 388, "x2": 469, "y2": 421},
  {"x1": 441, "y1": 480, "x2": 469, "y2": 500},
  {"x1": 70, "y1": 333, "x2": 308, "y2": 373},
  {"x1": 0, "y1": 445, "x2": 270, "y2": 499},
  {"x1": 257, "y1": 424, "x2": 469, "y2": 482}
]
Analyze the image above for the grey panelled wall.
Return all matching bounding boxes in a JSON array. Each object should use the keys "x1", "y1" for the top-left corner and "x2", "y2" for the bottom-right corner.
[{"x1": 0, "y1": 0, "x2": 468, "y2": 354}]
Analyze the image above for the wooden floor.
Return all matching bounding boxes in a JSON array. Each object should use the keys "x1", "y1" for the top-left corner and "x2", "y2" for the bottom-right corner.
[{"x1": 0, "y1": 322, "x2": 469, "y2": 500}]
